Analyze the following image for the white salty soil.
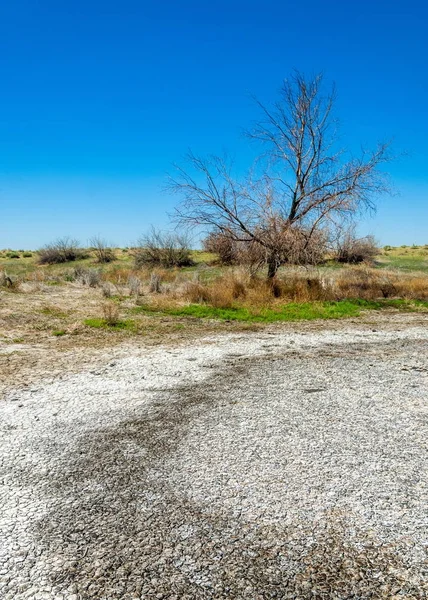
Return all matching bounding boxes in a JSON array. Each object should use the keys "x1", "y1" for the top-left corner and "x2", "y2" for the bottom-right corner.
[{"x1": 1, "y1": 314, "x2": 427, "y2": 599}]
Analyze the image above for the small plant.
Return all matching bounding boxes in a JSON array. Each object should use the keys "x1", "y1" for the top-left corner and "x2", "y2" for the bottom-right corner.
[
  {"x1": 6, "y1": 252, "x2": 20, "y2": 259},
  {"x1": 102, "y1": 301, "x2": 119, "y2": 326},
  {"x1": 128, "y1": 275, "x2": 141, "y2": 297},
  {"x1": 52, "y1": 330, "x2": 66, "y2": 337},
  {"x1": 101, "y1": 283, "x2": 113, "y2": 298},
  {"x1": 0, "y1": 271, "x2": 16, "y2": 289},
  {"x1": 77, "y1": 268, "x2": 101, "y2": 287},
  {"x1": 149, "y1": 272, "x2": 162, "y2": 293},
  {"x1": 22, "y1": 252, "x2": 33, "y2": 257}
]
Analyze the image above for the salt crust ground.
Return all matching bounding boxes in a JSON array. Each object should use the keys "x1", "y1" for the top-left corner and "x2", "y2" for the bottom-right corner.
[{"x1": 1, "y1": 314, "x2": 427, "y2": 599}]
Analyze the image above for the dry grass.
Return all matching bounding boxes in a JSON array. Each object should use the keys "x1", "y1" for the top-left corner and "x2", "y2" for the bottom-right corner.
[
  {"x1": 1, "y1": 261, "x2": 428, "y2": 348},
  {"x1": 173, "y1": 267, "x2": 428, "y2": 309}
]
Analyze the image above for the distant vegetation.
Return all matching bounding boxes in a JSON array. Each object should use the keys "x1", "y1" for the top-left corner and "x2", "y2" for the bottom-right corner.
[{"x1": 1, "y1": 241, "x2": 428, "y2": 332}]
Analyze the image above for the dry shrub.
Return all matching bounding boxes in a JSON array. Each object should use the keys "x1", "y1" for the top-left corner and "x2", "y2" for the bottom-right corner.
[
  {"x1": 151, "y1": 268, "x2": 177, "y2": 283},
  {"x1": 90, "y1": 237, "x2": 116, "y2": 263},
  {"x1": 104, "y1": 268, "x2": 133, "y2": 285},
  {"x1": 183, "y1": 282, "x2": 211, "y2": 303},
  {"x1": 149, "y1": 272, "x2": 162, "y2": 293},
  {"x1": 101, "y1": 283, "x2": 113, "y2": 298},
  {"x1": 394, "y1": 276, "x2": 428, "y2": 300},
  {"x1": 334, "y1": 231, "x2": 378, "y2": 264},
  {"x1": 264, "y1": 273, "x2": 335, "y2": 303},
  {"x1": 209, "y1": 275, "x2": 247, "y2": 308},
  {"x1": 183, "y1": 273, "x2": 248, "y2": 308},
  {"x1": 203, "y1": 227, "x2": 327, "y2": 271},
  {"x1": 0, "y1": 271, "x2": 14, "y2": 288},
  {"x1": 102, "y1": 302, "x2": 119, "y2": 325},
  {"x1": 75, "y1": 267, "x2": 101, "y2": 287},
  {"x1": 135, "y1": 229, "x2": 194, "y2": 268},
  {"x1": 128, "y1": 275, "x2": 141, "y2": 297},
  {"x1": 336, "y1": 268, "x2": 392, "y2": 299},
  {"x1": 203, "y1": 231, "x2": 237, "y2": 265},
  {"x1": 37, "y1": 237, "x2": 85, "y2": 264}
]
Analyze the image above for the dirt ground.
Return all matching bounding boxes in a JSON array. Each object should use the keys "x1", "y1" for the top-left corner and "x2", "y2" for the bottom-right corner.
[{"x1": 1, "y1": 301, "x2": 428, "y2": 598}]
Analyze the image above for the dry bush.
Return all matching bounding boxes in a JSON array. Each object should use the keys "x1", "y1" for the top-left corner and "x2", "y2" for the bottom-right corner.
[
  {"x1": 102, "y1": 302, "x2": 119, "y2": 325},
  {"x1": 150, "y1": 268, "x2": 177, "y2": 283},
  {"x1": 203, "y1": 232, "x2": 238, "y2": 265},
  {"x1": 336, "y1": 268, "x2": 392, "y2": 299},
  {"x1": 334, "y1": 230, "x2": 379, "y2": 264},
  {"x1": 209, "y1": 274, "x2": 247, "y2": 308},
  {"x1": 101, "y1": 283, "x2": 113, "y2": 298},
  {"x1": 104, "y1": 268, "x2": 133, "y2": 285},
  {"x1": 183, "y1": 281, "x2": 212, "y2": 303},
  {"x1": 135, "y1": 228, "x2": 194, "y2": 268},
  {"x1": 90, "y1": 236, "x2": 116, "y2": 263},
  {"x1": 37, "y1": 237, "x2": 85, "y2": 264},
  {"x1": 203, "y1": 227, "x2": 328, "y2": 273},
  {"x1": 128, "y1": 275, "x2": 141, "y2": 297},
  {"x1": 278, "y1": 276, "x2": 334, "y2": 302},
  {"x1": 394, "y1": 275, "x2": 428, "y2": 300},
  {"x1": 149, "y1": 272, "x2": 162, "y2": 293},
  {"x1": 0, "y1": 271, "x2": 14, "y2": 288},
  {"x1": 182, "y1": 272, "x2": 248, "y2": 308},
  {"x1": 74, "y1": 267, "x2": 101, "y2": 287}
]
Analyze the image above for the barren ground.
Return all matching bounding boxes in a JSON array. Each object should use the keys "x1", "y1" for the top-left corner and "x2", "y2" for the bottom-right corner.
[{"x1": 1, "y1": 312, "x2": 427, "y2": 599}]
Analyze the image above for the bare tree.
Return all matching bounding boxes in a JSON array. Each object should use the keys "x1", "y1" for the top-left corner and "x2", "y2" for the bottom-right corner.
[{"x1": 170, "y1": 72, "x2": 391, "y2": 278}]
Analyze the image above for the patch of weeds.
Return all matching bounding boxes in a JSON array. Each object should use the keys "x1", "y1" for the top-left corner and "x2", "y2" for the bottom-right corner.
[
  {"x1": 84, "y1": 318, "x2": 137, "y2": 331},
  {"x1": 12, "y1": 337, "x2": 25, "y2": 343},
  {"x1": 52, "y1": 330, "x2": 66, "y2": 337},
  {"x1": 45, "y1": 280, "x2": 62, "y2": 286},
  {"x1": 40, "y1": 306, "x2": 68, "y2": 318}
]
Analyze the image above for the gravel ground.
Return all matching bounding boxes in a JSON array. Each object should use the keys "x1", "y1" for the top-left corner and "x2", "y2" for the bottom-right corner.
[{"x1": 1, "y1": 314, "x2": 427, "y2": 599}]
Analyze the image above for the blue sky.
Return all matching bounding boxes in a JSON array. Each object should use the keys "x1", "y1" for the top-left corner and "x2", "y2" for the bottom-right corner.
[{"x1": 0, "y1": 0, "x2": 427, "y2": 248}]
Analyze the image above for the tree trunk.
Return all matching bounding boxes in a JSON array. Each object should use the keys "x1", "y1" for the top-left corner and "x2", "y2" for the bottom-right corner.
[{"x1": 267, "y1": 256, "x2": 279, "y2": 279}]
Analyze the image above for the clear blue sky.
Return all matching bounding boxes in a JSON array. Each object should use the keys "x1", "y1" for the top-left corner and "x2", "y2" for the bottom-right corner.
[{"x1": 0, "y1": 0, "x2": 427, "y2": 248}]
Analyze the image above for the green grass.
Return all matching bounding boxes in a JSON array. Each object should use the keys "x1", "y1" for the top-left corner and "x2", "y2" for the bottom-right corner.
[
  {"x1": 40, "y1": 306, "x2": 69, "y2": 318},
  {"x1": 135, "y1": 299, "x2": 428, "y2": 323},
  {"x1": 52, "y1": 329, "x2": 66, "y2": 337},
  {"x1": 377, "y1": 255, "x2": 428, "y2": 272},
  {"x1": 84, "y1": 317, "x2": 136, "y2": 331},
  {"x1": 377, "y1": 245, "x2": 428, "y2": 272}
]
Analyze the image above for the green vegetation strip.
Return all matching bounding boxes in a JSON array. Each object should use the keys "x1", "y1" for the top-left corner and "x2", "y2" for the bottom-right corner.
[{"x1": 135, "y1": 299, "x2": 428, "y2": 323}]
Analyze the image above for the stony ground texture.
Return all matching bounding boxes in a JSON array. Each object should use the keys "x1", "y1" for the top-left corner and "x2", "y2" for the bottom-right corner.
[{"x1": 1, "y1": 313, "x2": 427, "y2": 599}]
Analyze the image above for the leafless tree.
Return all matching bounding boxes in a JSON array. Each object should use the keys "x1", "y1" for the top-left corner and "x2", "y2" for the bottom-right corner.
[{"x1": 170, "y1": 72, "x2": 391, "y2": 277}]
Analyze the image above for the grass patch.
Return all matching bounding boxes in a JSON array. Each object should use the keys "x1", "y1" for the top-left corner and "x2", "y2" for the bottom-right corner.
[
  {"x1": 52, "y1": 330, "x2": 66, "y2": 337},
  {"x1": 40, "y1": 306, "x2": 69, "y2": 318},
  {"x1": 84, "y1": 318, "x2": 136, "y2": 331},
  {"x1": 135, "y1": 299, "x2": 428, "y2": 323}
]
